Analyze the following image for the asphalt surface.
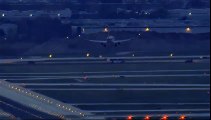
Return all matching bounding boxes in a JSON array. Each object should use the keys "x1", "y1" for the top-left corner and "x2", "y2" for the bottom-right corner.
[
  {"x1": 0, "y1": 56, "x2": 210, "y2": 120},
  {"x1": 0, "y1": 96, "x2": 59, "y2": 120}
]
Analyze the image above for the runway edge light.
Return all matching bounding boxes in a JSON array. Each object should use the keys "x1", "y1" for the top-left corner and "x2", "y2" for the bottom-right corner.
[
  {"x1": 49, "y1": 54, "x2": 53, "y2": 58},
  {"x1": 127, "y1": 115, "x2": 133, "y2": 120},
  {"x1": 161, "y1": 115, "x2": 168, "y2": 120},
  {"x1": 144, "y1": 115, "x2": 151, "y2": 120},
  {"x1": 179, "y1": 115, "x2": 186, "y2": 120}
]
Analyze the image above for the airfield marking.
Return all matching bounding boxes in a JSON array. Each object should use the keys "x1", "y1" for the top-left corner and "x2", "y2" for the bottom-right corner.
[
  {"x1": 71, "y1": 103, "x2": 210, "y2": 106},
  {"x1": 99, "y1": 113, "x2": 210, "y2": 118},
  {"x1": 0, "y1": 100, "x2": 43, "y2": 119},
  {"x1": 0, "y1": 69, "x2": 209, "y2": 75},
  {"x1": 30, "y1": 88, "x2": 210, "y2": 91},
  {"x1": 1, "y1": 74, "x2": 210, "y2": 79},
  {"x1": 90, "y1": 109, "x2": 210, "y2": 113},
  {"x1": 15, "y1": 83, "x2": 210, "y2": 87},
  {"x1": 3, "y1": 75, "x2": 210, "y2": 81},
  {"x1": 0, "y1": 55, "x2": 210, "y2": 64}
]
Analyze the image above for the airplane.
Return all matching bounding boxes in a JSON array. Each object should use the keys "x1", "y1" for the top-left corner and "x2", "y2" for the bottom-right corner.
[{"x1": 89, "y1": 35, "x2": 134, "y2": 47}]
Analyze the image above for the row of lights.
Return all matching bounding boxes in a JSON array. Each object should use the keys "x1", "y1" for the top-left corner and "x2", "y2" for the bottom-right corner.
[
  {"x1": 66, "y1": 35, "x2": 81, "y2": 40},
  {"x1": 89, "y1": 53, "x2": 174, "y2": 58},
  {"x1": 1, "y1": 11, "x2": 193, "y2": 17},
  {"x1": 48, "y1": 53, "x2": 174, "y2": 59},
  {"x1": 128, "y1": 115, "x2": 186, "y2": 120},
  {"x1": 29, "y1": 104, "x2": 65, "y2": 120},
  {"x1": 0, "y1": 111, "x2": 16, "y2": 120},
  {"x1": 25, "y1": 53, "x2": 209, "y2": 61},
  {"x1": 48, "y1": 53, "x2": 91, "y2": 59},
  {"x1": 1, "y1": 13, "x2": 62, "y2": 18},
  {"x1": 103, "y1": 26, "x2": 191, "y2": 33},
  {"x1": 0, "y1": 81, "x2": 87, "y2": 118},
  {"x1": 143, "y1": 27, "x2": 192, "y2": 33}
]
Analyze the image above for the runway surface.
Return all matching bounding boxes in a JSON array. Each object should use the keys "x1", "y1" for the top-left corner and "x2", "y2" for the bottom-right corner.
[{"x1": 0, "y1": 55, "x2": 210, "y2": 120}]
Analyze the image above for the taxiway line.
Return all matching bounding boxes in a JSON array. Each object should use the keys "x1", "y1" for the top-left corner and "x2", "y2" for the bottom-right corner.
[
  {"x1": 16, "y1": 83, "x2": 210, "y2": 87},
  {"x1": 2, "y1": 74, "x2": 210, "y2": 79},
  {"x1": 30, "y1": 88, "x2": 210, "y2": 91},
  {"x1": 0, "y1": 55, "x2": 209, "y2": 64},
  {"x1": 71, "y1": 102, "x2": 210, "y2": 106},
  {"x1": 90, "y1": 109, "x2": 210, "y2": 113},
  {"x1": 0, "y1": 69, "x2": 209, "y2": 75}
]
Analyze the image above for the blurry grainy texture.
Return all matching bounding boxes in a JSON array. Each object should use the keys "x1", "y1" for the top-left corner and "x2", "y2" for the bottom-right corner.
[{"x1": 0, "y1": 0, "x2": 210, "y2": 120}]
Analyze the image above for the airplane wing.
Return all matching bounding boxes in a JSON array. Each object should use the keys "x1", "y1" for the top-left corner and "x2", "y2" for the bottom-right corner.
[
  {"x1": 89, "y1": 40, "x2": 107, "y2": 44},
  {"x1": 113, "y1": 38, "x2": 134, "y2": 43}
]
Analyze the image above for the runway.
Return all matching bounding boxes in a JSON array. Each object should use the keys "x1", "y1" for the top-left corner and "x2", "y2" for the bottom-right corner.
[
  {"x1": 0, "y1": 55, "x2": 210, "y2": 120},
  {"x1": 13, "y1": 83, "x2": 211, "y2": 87},
  {"x1": 0, "y1": 55, "x2": 209, "y2": 64}
]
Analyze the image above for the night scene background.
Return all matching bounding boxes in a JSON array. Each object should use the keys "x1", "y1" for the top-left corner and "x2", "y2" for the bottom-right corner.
[{"x1": 0, "y1": 0, "x2": 210, "y2": 120}]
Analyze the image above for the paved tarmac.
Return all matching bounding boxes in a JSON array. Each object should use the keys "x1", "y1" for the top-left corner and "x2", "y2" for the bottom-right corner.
[{"x1": 0, "y1": 55, "x2": 210, "y2": 120}]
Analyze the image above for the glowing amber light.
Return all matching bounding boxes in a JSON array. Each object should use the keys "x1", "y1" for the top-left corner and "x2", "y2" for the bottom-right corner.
[
  {"x1": 186, "y1": 27, "x2": 192, "y2": 33},
  {"x1": 144, "y1": 115, "x2": 151, "y2": 120},
  {"x1": 127, "y1": 115, "x2": 133, "y2": 120},
  {"x1": 161, "y1": 115, "x2": 168, "y2": 120},
  {"x1": 179, "y1": 115, "x2": 186, "y2": 120},
  {"x1": 145, "y1": 27, "x2": 150, "y2": 32}
]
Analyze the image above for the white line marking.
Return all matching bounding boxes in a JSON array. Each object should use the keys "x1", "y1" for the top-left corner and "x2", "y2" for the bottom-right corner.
[
  {"x1": 1, "y1": 74, "x2": 210, "y2": 80},
  {"x1": 16, "y1": 83, "x2": 210, "y2": 87},
  {"x1": 71, "y1": 103, "x2": 210, "y2": 106},
  {"x1": 0, "y1": 55, "x2": 209, "y2": 64},
  {"x1": 30, "y1": 88, "x2": 210, "y2": 91},
  {"x1": 90, "y1": 109, "x2": 210, "y2": 113},
  {"x1": 1, "y1": 74, "x2": 210, "y2": 78},
  {"x1": 0, "y1": 69, "x2": 209, "y2": 75}
]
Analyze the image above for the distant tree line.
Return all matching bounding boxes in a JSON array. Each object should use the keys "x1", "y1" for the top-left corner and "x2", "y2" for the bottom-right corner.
[
  {"x1": 0, "y1": 17, "x2": 77, "y2": 44},
  {"x1": 17, "y1": 17, "x2": 70, "y2": 43}
]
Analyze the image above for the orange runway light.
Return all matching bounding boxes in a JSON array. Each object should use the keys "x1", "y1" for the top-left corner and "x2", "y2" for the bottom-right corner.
[
  {"x1": 161, "y1": 115, "x2": 168, "y2": 120},
  {"x1": 179, "y1": 115, "x2": 186, "y2": 120},
  {"x1": 144, "y1": 115, "x2": 151, "y2": 120},
  {"x1": 127, "y1": 115, "x2": 133, "y2": 120}
]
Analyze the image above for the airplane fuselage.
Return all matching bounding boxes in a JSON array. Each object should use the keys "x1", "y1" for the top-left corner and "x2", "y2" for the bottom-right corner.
[
  {"x1": 106, "y1": 36, "x2": 116, "y2": 45},
  {"x1": 89, "y1": 35, "x2": 132, "y2": 47}
]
